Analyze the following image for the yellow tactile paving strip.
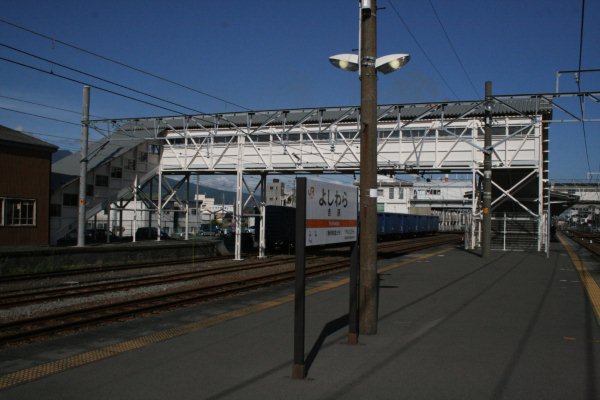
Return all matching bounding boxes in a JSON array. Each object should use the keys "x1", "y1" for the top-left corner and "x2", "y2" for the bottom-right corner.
[
  {"x1": 558, "y1": 233, "x2": 600, "y2": 322},
  {"x1": 0, "y1": 246, "x2": 452, "y2": 390}
]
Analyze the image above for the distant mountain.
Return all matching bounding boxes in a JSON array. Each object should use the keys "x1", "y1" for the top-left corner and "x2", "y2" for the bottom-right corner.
[
  {"x1": 173, "y1": 180, "x2": 261, "y2": 206},
  {"x1": 53, "y1": 150, "x2": 72, "y2": 163}
]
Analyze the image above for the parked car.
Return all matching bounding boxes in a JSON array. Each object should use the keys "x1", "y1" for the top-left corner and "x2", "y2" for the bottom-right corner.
[
  {"x1": 135, "y1": 227, "x2": 171, "y2": 241},
  {"x1": 57, "y1": 229, "x2": 114, "y2": 246}
]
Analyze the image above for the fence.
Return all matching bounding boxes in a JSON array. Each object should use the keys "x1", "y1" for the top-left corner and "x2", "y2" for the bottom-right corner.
[{"x1": 465, "y1": 212, "x2": 547, "y2": 252}]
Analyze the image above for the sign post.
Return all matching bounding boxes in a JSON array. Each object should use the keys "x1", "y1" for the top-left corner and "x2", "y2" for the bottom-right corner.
[
  {"x1": 292, "y1": 178, "x2": 307, "y2": 379},
  {"x1": 292, "y1": 178, "x2": 358, "y2": 379}
]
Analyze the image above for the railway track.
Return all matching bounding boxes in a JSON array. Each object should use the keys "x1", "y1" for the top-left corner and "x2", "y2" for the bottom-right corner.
[
  {"x1": 0, "y1": 256, "x2": 295, "y2": 308},
  {"x1": 565, "y1": 230, "x2": 600, "y2": 257},
  {"x1": 0, "y1": 253, "x2": 230, "y2": 283},
  {"x1": 377, "y1": 234, "x2": 461, "y2": 256},
  {"x1": 0, "y1": 256, "x2": 348, "y2": 344},
  {"x1": 0, "y1": 234, "x2": 462, "y2": 345}
]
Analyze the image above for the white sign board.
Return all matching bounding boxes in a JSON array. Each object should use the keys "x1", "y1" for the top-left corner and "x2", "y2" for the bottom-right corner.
[{"x1": 304, "y1": 179, "x2": 358, "y2": 247}]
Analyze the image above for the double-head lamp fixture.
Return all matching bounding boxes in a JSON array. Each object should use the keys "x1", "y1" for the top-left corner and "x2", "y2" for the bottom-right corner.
[{"x1": 329, "y1": 53, "x2": 410, "y2": 74}]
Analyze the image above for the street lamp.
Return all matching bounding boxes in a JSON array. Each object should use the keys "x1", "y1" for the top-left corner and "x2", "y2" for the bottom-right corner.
[
  {"x1": 329, "y1": 54, "x2": 359, "y2": 72},
  {"x1": 330, "y1": 0, "x2": 409, "y2": 336},
  {"x1": 329, "y1": 53, "x2": 410, "y2": 74}
]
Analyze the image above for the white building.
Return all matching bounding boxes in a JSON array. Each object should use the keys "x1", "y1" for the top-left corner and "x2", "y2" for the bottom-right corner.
[
  {"x1": 376, "y1": 175, "x2": 410, "y2": 214},
  {"x1": 376, "y1": 175, "x2": 471, "y2": 232},
  {"x1": 50, "y1": 97, "x2": 556, "y2": 253},
  {"x1": 51, "y1": 137, "x2": 163, "y2": 243}
]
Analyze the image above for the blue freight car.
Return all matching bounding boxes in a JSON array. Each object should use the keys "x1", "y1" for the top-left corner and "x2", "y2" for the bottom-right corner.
[
  {"x1": 376, "y1": 212, "x2": 439, "y2": 239},
  {"x1": 263, "y1": 205, "x2": 296, "y2": 251}
]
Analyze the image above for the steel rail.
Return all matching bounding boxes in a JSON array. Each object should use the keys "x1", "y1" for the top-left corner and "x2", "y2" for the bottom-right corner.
[
  {"x1": 0, "y1": 235, "x2": 462, "y2": 345},
  {"x1": 0, "y1": 256, "x2": 296, "y2": 307}
]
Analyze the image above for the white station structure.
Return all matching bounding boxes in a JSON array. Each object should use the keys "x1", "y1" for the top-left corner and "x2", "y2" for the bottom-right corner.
[{"x1": 52, "y1": 95, "x2": 564, "y2": 258}]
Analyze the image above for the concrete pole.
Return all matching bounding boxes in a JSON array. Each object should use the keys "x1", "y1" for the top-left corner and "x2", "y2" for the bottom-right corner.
[
  {"x1": 234, "y1": 114, "x2": 249, "y2": 261},
  {"x1": 359, "y1": 0, "x2": 379, "y2": 335},
  {"x1": 185, "y1": 173, "x2": 190, "y2": 241},
  {"x1": 77, "y1": 86, "x2": 90, "y2": 247},
  {"x1": 546, "y1": 183, "x2": 551, "y2": 258},
  {"x1": 258, "y1": 173, "x2": 267, "y2": 259},
  {"x1": 482, "y1": 81, "x2": 492, "y2": 258},
  {"x1": 157, "y1": 168, "x2": 162, "y2": 241},
  {"x1": 235, "y1": 167, "x2": 243, "y2": 260},
  {"x1": 133, "y1": 174, "x2": 138, "y2": 243}
]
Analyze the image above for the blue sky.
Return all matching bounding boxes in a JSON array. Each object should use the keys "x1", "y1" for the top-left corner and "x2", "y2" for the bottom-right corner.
[{"x1": 1, "y1": 0, "x2": 599, "y2": 182}]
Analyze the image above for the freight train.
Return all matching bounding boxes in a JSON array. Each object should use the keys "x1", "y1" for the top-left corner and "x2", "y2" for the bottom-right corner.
[{"x1": 262, "y1": 205, "x2": 439, "y2": 252}]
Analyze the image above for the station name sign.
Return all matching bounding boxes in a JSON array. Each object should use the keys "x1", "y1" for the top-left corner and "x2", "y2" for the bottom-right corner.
[{"x1": 304, "y1": 179, "x2": 358, "y2": 246}]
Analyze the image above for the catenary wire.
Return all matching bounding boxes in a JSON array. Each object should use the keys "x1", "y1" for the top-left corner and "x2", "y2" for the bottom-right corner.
[
  {"x1": 0, "y1": 17, "x2": 251, "y2": 111},
  {"x1": 0, "y1": 104, "x2": 113, "y2": 137},
  {"x1": 24, "y1": 130, "x2": 83, "y2": 151},
  {"x1": 0, "y1": 52, "x2": 244, "y2": 132},
  {"x1": 427, "y1": 0, "x2": 480, "y2": 98},
  {"x1": 27, "y1": 131, "x2": 81, "y2": 143},
  {"x1": 0, "y1": 55, "x2": 188, "y2": 115},
  {"x1": 387, "y1": 0, "x2": 460, "y2": 100},
  {"x1": 0, "y1": 93, "x2": 106, "y2": 119},
  {"x1": 0, "y1": 42, "x2": 204, "y2": 115},
  {"x1": 576, "y1": 0, "x2": 592, "y2": 175},
  {"x1": 0, "y1": 105, "x2": 82, "y2": 127}
]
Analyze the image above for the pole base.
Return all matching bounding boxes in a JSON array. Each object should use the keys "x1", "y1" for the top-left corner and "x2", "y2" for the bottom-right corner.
[
  {"x1": 291, "y1": 363, "x2": 305, "y2": 379},
  {"x1": 348, "y1": 332, "x2": 359, "y2": 345}
]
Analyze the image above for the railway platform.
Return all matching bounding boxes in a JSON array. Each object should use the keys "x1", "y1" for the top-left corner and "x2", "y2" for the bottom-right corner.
[
  {"x1": 0, "y1": 238, "x2": 219, "y2": 274},
  {"x1": 1, "y1": 234, "x2": 599, "y2": 399}
]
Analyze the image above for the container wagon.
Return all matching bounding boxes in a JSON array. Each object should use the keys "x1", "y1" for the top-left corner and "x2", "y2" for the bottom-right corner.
[{"x1": 263, "y1": 205, "x2": 296, "y2": 252}]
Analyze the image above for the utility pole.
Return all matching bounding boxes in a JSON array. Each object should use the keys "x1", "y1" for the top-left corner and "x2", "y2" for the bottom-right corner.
[
  {"x1": 77, "y1": 86, "x2": 90, "y2": 247},
  {"x1": 482, "y1": 81, "x2": 492, "y2": 258},
  {"x1": 359, "y1": 0, "x2": 379, "y2": 334}
]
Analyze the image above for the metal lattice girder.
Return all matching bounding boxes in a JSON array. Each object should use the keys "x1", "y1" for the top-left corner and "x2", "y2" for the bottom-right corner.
[
  {"x1": 475, "y1": 168, "x2": 540, "y2": 217},
  {"x1": 88, "y1": 97, "x2": 552, "y2": 176},
  {"x1": 78, "y1": 96, "x2": 566, "y2": 254},
  {"x1": 156, "y1": 116, "x2": 542, "y2": 173}
]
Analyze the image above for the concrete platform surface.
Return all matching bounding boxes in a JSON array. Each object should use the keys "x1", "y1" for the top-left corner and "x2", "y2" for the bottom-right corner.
[{"x1": 1, "y1": 237, "x2": 599, "y2": 400}]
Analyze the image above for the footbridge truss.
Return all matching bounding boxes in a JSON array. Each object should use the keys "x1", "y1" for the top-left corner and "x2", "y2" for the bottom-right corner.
[{"x1": 88, "y1": 95, "x2": 555, "y2": 258}]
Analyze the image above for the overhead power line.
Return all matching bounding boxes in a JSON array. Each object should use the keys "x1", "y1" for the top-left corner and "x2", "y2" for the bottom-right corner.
[
  {"x1": 427, "y1": 0, "x2": 479, "y2": 98},
  {"x1": 0, "y1": 18, "x2": 251, "y2": 111},
  {"x1": 26, "y1": 130, "x2": 83, "y2": 151},
  {"x1": 576, "y1": 0, "x2": 592, "y2": 175},
  {"x1": 0, "y1": 105, "x2": 81, "y2": 126},
  {"x1": 0, "y1": 55, "x2": 186, "y2": 115},
  {"x1": 0, "y1": 42, "x2": 204, "y2": 115},
  {"x1": 0, "y1": 93, "x2": 106, "y2": 119},
  {"x1": 387, "y1": 0, "x2": 460, "y2": 100},
  {"x1": 0, "y1": 104, "x2": 111, "y2": 139},
  {"x1": 28, "y1": 131, "x2": 80, "y2": 143}
]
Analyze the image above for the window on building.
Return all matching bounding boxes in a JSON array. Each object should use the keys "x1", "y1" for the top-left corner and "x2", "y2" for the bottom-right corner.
[
  {"x1": 389, "y1": 188, "x2": 395, "y2": 199},
  {"x1": 377, "y1": 189, "x2": 384, "y2": 197},
  {"x1": 125, "y1": 159, "x2": 136, "y2": 170},
  {"x1": 147, "y1": 144, "x2": 159, "y2": 154},
  {"x1": 2, "y1": 198, "x2": 36, "y2": 226},
  {"x1": 63, "y1": 193, "x2": 78, "y2": 206},
  {"x1": 95, "y1": 175, "x2": 109, "y2": 187},
  {"x1": 86, "y1": 184, "x2": 94, "y2": 197},
  {"x1": 111, "y1": 166, "x2": 122, "y2": 179}
]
